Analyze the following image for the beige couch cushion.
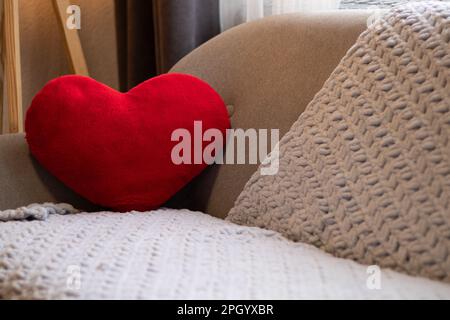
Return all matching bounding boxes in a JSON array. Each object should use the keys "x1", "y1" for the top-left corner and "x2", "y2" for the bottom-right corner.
[
  {"x1": 228, "y1": 2, "x2": 450, "y2": 282},
  {"x1": 169, "y1": 11, "x2": 370, "y2": 217}
]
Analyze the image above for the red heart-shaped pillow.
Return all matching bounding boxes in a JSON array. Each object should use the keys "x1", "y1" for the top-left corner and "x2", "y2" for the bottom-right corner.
[{"x1": 26, "y1": 74, "x2": 230, "y2": 211}]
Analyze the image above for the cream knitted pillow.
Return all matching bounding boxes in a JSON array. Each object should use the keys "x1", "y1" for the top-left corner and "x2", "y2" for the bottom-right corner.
[{"x1": 227, "y1": 2, "x2": 450, "y2": 282}]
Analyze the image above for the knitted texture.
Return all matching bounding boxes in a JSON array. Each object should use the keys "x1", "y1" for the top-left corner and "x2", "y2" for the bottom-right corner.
[
  {"x1": 0, "y1": 203, "x2": 78, "y2": 222},
  {"x1": 339, "y1": 0, "x2": 450, "y2": 10},
  {"x1": 228, "y1": 2, "x2": 450, "y2": 282},
  {"x1": 1, "y1": 206, "x2": 450, "y2": 299}
]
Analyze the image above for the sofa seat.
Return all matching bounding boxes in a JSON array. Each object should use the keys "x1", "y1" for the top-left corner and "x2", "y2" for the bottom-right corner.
[{"x1": 1, "y1": 208, "x2": 449, "y2": 299}]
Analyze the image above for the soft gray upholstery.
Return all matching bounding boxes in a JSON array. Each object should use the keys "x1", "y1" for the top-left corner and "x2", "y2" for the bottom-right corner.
[
  {"x1": 0, "y1": 134, "x2": 100, "y2": 211},
  {"x1": 0, "y1": 11, "x2": 370, "y2": 215}
]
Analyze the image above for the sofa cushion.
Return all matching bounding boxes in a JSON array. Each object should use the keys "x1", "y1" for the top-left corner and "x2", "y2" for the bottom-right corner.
[{"x1": 228, "y1": 2, "x2": 450, "y2": 282}]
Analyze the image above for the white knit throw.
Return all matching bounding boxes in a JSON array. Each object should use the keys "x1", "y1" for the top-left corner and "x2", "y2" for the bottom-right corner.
[{"x1": 1, "y1": 205, "x2": 450, "y2": 299}]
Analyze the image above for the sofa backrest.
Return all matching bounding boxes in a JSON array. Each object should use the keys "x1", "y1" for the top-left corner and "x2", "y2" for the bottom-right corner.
[
  {"x1": 168, "y1": 11, "x2": 370, "y2": 218},
  {"x1": 0, "y1": 11, "x2": 370, "y2": 215}
]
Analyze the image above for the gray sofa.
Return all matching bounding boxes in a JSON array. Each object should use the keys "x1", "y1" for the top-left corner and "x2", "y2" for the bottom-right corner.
[
  {"x1": 2, "y1": 10, "x2": 450, "y2": 300},
  {"x1": 0, "y1": 10, "x2": 370, "y2": 217}
]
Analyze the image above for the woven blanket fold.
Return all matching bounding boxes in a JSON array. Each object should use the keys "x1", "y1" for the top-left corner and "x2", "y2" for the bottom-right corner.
[
  {"x1": 228, "y1": 2, "x2": 450, "y2": 282},
  {"x1": 0, "y1": 203, "x2": 79, "y2": 222}
]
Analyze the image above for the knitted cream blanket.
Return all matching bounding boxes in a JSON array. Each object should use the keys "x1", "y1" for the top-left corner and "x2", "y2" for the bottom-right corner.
[{"x1": 1, "y1": 205, "x2": 450, "y2": 299}]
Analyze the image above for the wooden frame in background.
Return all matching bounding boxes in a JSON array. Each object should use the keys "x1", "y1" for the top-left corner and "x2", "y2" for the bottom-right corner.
[
  {"x1": 3, "y1": 0, "x2": 22, "y2": 133},
  {"x1": 1, "y1": 0, "x2": 89, "y2": 134}
]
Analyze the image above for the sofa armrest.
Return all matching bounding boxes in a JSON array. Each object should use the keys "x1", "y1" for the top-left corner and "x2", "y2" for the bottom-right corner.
[{"x1": 0, "y1": 133, "x2": 99, "y2": 211}]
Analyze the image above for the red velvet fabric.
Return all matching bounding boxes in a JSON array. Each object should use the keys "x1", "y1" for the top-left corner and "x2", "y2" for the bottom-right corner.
[{"x1": 25, "y1": 74, "x2": 230, "y2": 211}]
